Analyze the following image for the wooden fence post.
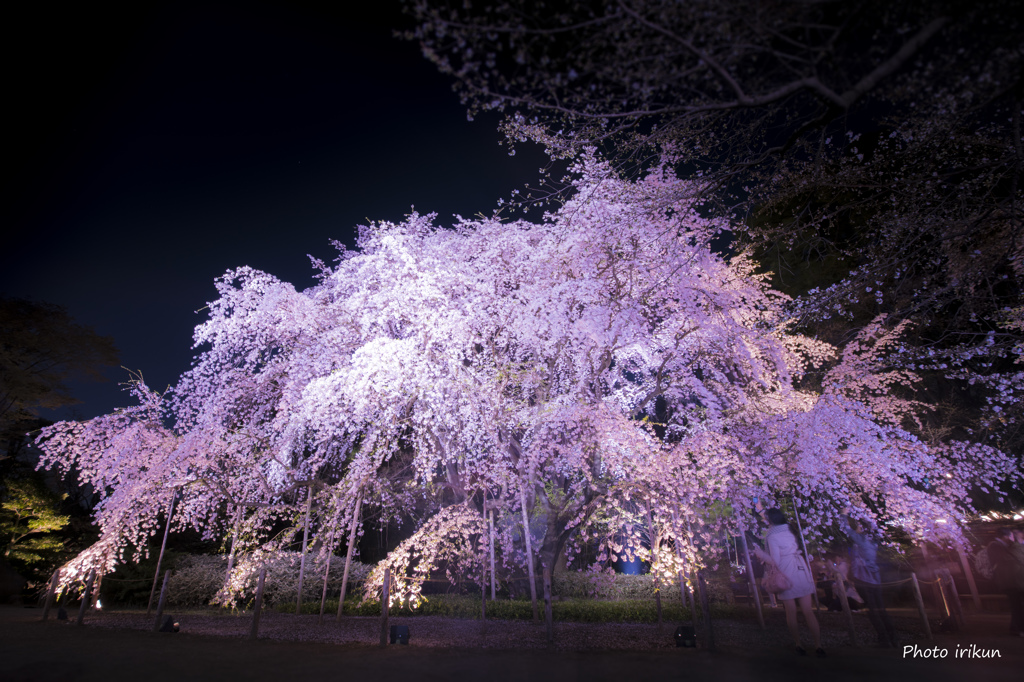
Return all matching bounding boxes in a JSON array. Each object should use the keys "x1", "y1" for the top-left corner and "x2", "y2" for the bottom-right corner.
[
  {"x1": 910, "y1": 572, "x2": 932, "y2": 640},
  {"x1": 249, "y1": 568, "x2": 267, "y2": 640},
  {"x1": 42, "y1": 570, "x2": 60, "y2": 621},
  {"x1": 379, "y1": 565, "x2": 391, "y2": 647},
  {"x1": 833, "y1": 570, "x2": 859, "y2": 647},
  {"x1": 152, "y1": 570, "x2": 172, "y2": 632},
  {"x1": 76, "y1": 570, "x2": 95, "y2": 626}
]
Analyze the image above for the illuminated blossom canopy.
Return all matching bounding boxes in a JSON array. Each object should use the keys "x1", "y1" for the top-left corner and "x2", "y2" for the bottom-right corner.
[{"x1": 37, "y1": 158, "x2": 1018, "y2": 615}]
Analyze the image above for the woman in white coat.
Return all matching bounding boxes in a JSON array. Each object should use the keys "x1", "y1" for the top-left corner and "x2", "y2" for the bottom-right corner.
[{"x1": 754, "y1": 506, "x2": 824, "y2": 656}]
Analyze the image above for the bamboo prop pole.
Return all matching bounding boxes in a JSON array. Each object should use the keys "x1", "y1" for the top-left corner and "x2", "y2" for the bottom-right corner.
[
  {"x1": 687, "y1": 568, "x2": 699, "y2": 632},
  {"x1": 696, "y1": 569, "x2": 716, "y2": 652},
  {"x1": 684, "y1": 519, "x2": 698, "y2": 632},
  {"x1": 518, "y1": 484, "x2": 539, "y2": 622},
  {"x1": 910, "y1": 572, "x2": 933, "y2": 640},
  {"x1": 379, "y1": 565, "x2": 391, "y2": 647},
  {"x1": 92, "y1": 572, "x2": 103, "y2": 608},
  {"x1": 249, "y1": 568, "x2": 267, "y2": 640},
  {"x1": 670, "y1": 508, "x2": 691, "y2": 611},
  {"x1": 336, "y1": 491, "x2": 363, "y2": 620},
  {"x1": 939, "y1": 568, "x2": 967, "y2": 631},
  {"x1": 790, "y1": 499, "x2": 820, "y2": 610},
  {"x1": 152, "y1": 570, "x2": 172, "y2": 632},
  {"x1": 226, "y1": 504, "x2": 243, "y2": 584},
  {"x1": 644, "y1": 504, "x2": 663, "y2": 629},
  {"x1": 76, "y1": 570, "x2": 95, "y2": 626},
  {"x1": 296, "y1": 488, "x2": 313, "y2": 615},
  {"x1": 480, "y1": 500, "x2": 488, "y2": 619},
  {"x1": 834, "y1": 569, "x2": 859, "y2": 647},
  {"x1": 489, "y1": 509, "x2": 497, "y2": 601},
  {"x1": 42, "y1": 569, "x2": 60, "y2": 621},
  {"x1": 955, "y1": 546, "x2": 982, "y2": 611},
  {"x1": 736, "y1": 528, "x2": 765, "y2": 630},
  {"x1": 481, "y1": 564, "x2": 488, "y2": 620},
  {"x1": 542, "y1": 561, "x2": 555, "y2": 644},
  {"x1": 318, "y1": 506, "x2": 342, "y2": 624},
  {"x1": 147, "y1": 493, "x2": 176, "y2": 616},
  {"x1": 920, "y1": 543, "x2": 944, "y2": 609}
]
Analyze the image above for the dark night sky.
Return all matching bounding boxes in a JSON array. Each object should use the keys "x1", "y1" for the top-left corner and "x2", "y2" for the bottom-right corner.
[{"x1": 3, "y1": 1, "x2": 544, "y2": 422}]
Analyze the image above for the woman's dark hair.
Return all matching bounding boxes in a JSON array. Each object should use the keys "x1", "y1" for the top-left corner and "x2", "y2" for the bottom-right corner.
[{"x1": 766, "y1": 508, "x2": 788, "y2": 526}]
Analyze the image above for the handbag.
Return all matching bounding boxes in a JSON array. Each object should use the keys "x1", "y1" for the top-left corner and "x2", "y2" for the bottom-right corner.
[{"x1": 762, "y1": 559, "x2": 793, "y2": 594}]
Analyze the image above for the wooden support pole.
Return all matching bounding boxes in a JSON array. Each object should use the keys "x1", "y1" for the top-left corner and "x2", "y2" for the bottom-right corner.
[
  {"x1": 910, "y1": 572, "x2": 932, "y2": 640},
  {"x1": 249, "y1": 568, "x2": 267, "y2": 640},
  {"x1": 791, "y1": 500, "x2": 819, "y2": 610},
  {"x1": 834, "y1": 569, "x2": 859, "y2": 647},
  {"x1": 687, "y1": 569, "x2": 698, "y2": 633},
  {"x1": 696, "y1": 569, "x2": 715, "y2": 652},
  {"x1": 318, "y1": 515, "x2": 339, "y2": 624},
  {"x1": 152, "y1": 570, "x2": 171, "y2": 632},
  {"x1": 336, "y1": 492, "x2": 363, "y2": 621},
  {"x1": 542, "y1": 562, "x2": 554, "y2": 644},
  {"x1": 76, "y1": 570, "x2": 95, "y2": 626},
  {"x1": 920, "y1": 544, "x2": 944, "y2": 609},
  {"x1": 481, "y1": 566, "x2": 487, "y2": 620},
  {"x1": 519, "y1": 484, "x2": 539, "y2": 622},
  {"x1": 737, "y1": 529, "x2": 765, "y2": 630},
  {"x1": 644, "y1": 505, "x2": 662, "y2": 628},
  {"x1": 379, "y1": 565, "x2": 391, "y2": 647},
  {"x1": 147, "y1": 494, "x2": 176, "y2": 616},
  {"x1": 42, "y1": 570, "x2": 60, "y2": 621},
  {"x1": 296, "y1": 488, "x2": 313, "y2": 615},
  {"x1": 489, "y1": 509, "x2": 496, "y2": 601},
  {"x1": 940, "y1": 568, "x2": 967, "y2": 631},
  {"x1": 956, "y1": 546, "x2": 982, "y2": 611},
  {"x1": 226, "y1": 505, "x2": 243, "y2": 584},
  {"x1": 92, "y1": 573, "x2": 103, "y2": 608}
]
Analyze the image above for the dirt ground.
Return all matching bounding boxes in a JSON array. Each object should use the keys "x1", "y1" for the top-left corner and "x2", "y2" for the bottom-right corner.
[{"x1": 1, "y1": 605, "x2": 1021, "y2": 682}]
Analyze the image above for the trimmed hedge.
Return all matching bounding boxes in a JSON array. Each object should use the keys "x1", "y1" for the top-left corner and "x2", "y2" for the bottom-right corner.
[{"x1": 280, "y1": 593, "x2": 743, "y2": 622}]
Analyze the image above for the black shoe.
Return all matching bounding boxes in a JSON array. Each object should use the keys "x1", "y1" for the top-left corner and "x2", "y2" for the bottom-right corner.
[
  {"x1": 816, "y1": 648, "x2": 827, "y2": 658},
  {"x1": 796, "y1": 647, "x2": 807, "y2": 656}
]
